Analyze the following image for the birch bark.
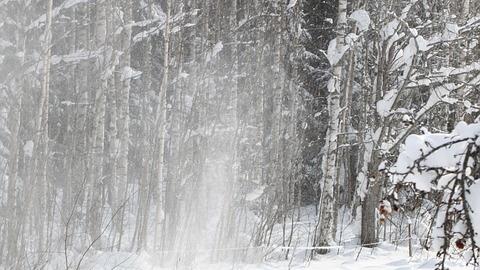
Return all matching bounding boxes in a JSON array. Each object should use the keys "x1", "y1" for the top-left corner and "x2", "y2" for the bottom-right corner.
[
  {"x1": 34, "y1": 0, "x2": 53, "y2": 253},
  {"x1": 315, "y1": 0, "x2": 347, "y2": 254},
  {"x1": 154, "y1": 0, "x2": 171, "y2": 251},
  {"x1": 116, "y1": 0, "x2": 132, "y2": 251}
]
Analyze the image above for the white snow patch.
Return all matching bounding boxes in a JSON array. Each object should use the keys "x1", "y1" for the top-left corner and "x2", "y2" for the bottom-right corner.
[
  {"x1": 443, "y1": 23, "x2": 459, "y2": 41},
  {"x1": 0, "y1": 39, "x2": 13, "y2": 49},
  {"x1": 376, "y1": 89, "x2": 397, "y2": 118},
  {"x1": 415, "y1": 35, "x2": 429, "y2": 51},
  {"x1": 391, "y1": 122, "x2": 480, "y2": 191},
  {"x1": 121, "y1": 66, "x2": 142, "y2": 81},
  {"x1": 51, "y1": 49, "x2": 102, "y2": 66},
  {"x1": 287, "y1": 0, "x2": 297, "y2": 9},
  {"x1": 245, "y1": 186, "x2": 265, "y2": 202},
  {"x1": 402, "y1": 114, "x2": 412, "y2": 123},
  {"x1": 206, "y1": 42, "x2": 224, "y2": 62},
  {"x1": 327, "y1": 38, "x2": 348, "y2": 66},
  {"x1": 381, "y1": 19, "x2": 400, "y2": 40},
  {"x1": 42, "y1": 244, "x2": 474, "y2": 270},
  {"x1": 350, "y1": 10, "x2": 370, "y2": 31},
  {"x1": 212, "y1": 41, "x2": 224, "y2": 57},
  {"x1": 23, "y1": 140, "x2": 34, "y2": 158},
  {"x1": 27, "y1": 0, "x2": 90, "y2": 30}
]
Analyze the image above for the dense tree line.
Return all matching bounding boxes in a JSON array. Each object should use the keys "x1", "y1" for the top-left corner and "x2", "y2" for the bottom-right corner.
[{"x1": 0, "y1": 0, "x2": 479, "y2": 269}]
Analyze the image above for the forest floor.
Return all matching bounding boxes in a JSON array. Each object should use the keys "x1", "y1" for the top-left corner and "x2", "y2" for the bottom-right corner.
[
  {"x1": 42, "y1": 205, "x2": 474, "y2": 269},
  {"x1": 70, "y1": 243, "x2": 474, "y2": 270}
]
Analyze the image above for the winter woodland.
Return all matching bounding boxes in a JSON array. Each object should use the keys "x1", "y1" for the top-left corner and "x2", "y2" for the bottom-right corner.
[{"x1": 0, "y1": 0, "x2": 480, "y2": 269}]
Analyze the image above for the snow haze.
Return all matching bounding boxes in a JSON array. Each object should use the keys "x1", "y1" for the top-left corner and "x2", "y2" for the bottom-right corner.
[{"x1": 0, "y1": 0, "x2": 479, "y2": 269}]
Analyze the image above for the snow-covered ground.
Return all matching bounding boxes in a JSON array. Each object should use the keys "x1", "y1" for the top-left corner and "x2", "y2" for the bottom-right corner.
[
  {"x1": 40, "y1": 204, "x2": 474, "y2": 270},
  {"x1": 56, "y1": 243, "x2": 474, "y2": 270}
]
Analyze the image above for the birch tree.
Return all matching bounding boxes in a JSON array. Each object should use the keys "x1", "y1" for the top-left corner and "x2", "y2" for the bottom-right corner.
[
  {"x1": 33, "y1": 0, "x2": 53, "y2": 254},
  {"x1": 314, "y1": 0, "x2": 347, "y2": 253},
  {"x1": 154, "y1": 0, "x2": 171, "y2": 251},
  {"x1": 115, "y1": 0, "x2": 133, "y2": 250}
]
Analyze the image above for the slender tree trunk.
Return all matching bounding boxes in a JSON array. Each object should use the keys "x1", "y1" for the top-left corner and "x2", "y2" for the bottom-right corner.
[
  {"x1": 361, "y1": 26, "x2": 388, "y2": 248},
  {"x1": 457, "y1": 0, "x2": 470, "y2": 122},
  {"x1": 104, "y1": 0, "x2": 118, "y2": 249},
  {"x1": 154, "y1": 0, "x2": 171, "y2": 252},
  {"x1": 6, "y1": 85, "x2": 23, "y2": 267},
  {"x1": 314, "y1": 0, "x2": 347, "y2": 254},
  {"x1": 5, "y1": 4, "x2": 27, "y2": 264},
  {"x1": 116, "y1": 0, "x2": 132, "y2": 251},
  {"x1": 87, "y1": 0, "x2": 107, "y2": 248},
  {"x1": 34, "y1": 0, "x2": 53, "y2": 254}
]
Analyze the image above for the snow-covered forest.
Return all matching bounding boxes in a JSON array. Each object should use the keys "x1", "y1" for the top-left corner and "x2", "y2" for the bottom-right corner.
[{"x1": 0, "y1": 0, "x2": 479, "y2": 269}]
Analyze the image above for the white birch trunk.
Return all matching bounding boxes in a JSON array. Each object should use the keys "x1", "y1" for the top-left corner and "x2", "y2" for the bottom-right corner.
[
  {"x1": 116, "y1": 0, "x2": 132, "y2": 251},
  {"x1": 154, "y1": 0, "x2": 171, "y2": 251},
  {"x1": 315, "y1": 0, "x2": 347, "y2": 254},
  {"x1": 34, "y1": 0, "x2": 53, "y2": 253},
  {"x1": 6, "y1": 85, "x2": 23, "y2": 266},
  {"x1": 88, "y1": 0, "x2": 107, "y2": 247}
]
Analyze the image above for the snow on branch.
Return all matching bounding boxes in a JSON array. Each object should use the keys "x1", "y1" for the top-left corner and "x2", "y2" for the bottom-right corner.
[
  {"x1": 349, "y1": 10, "x2": 370, "y2": 32},
  {"x1": 390, "y1": 122, "x2": 480, "y2": 268},
  {"x1": 27, "y1": 0, "x2": 91, "y2": 31}
]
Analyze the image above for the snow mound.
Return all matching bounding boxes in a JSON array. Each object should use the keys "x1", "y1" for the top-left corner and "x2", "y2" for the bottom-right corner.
[{"x1": 350, "y1": 10, "x2": 370, "y2": 31}]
